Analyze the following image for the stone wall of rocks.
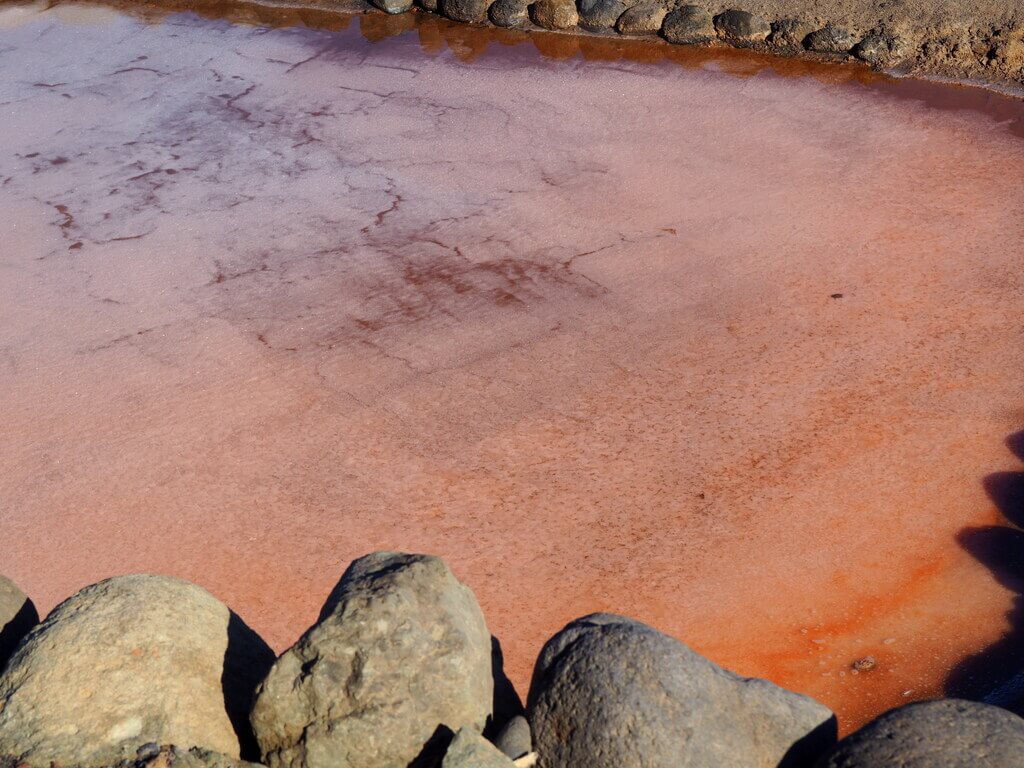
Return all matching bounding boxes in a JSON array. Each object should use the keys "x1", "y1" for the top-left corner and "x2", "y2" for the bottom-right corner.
[
  {"x1": 2, "y1": 556, "x2": 1024, "y2": 768},
  {"x1": 352, "y1": 0, "x2": 1024, "y2": 89}
]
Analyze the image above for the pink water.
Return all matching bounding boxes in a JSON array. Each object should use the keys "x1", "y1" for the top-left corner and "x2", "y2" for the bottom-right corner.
[{"x1": 2, "y1": 0, "x2": 1024, "y2": 731}]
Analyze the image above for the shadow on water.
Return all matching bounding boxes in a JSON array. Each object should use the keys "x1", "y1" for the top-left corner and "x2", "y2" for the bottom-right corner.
[{"x1": 947, "y1": 430, "x2": 1024, "y2": 710}]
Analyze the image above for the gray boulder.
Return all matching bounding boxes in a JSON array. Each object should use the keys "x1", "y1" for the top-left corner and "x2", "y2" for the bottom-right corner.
[
  {"x1": 442, "y1": 729, "x2": 514, "y2": 768},
  {"x1": 577, "y1": 0, "x2": 631, "y2": 29},
  {"x1": 368, "y1": 0, "x2": 414, "y2": 13},
  {"x1": 440, "y1": 0, "x2": 491, "y2": 23},
  {"x1": 713, "y1": 9, "x2": 771, "y2": 47},
  {"x1": 616, "y1": 0, "x2": 670, "y2": 34},
  {"x1": 493, "y1": 715, "x2": 531, "y2": 760},
  {"x1": 250, "y1": 552, "x2": 493, "y2": 768},
  {"x1": 662, "y1": 5, "x2": 715, "y2": 44},
  {"x1": 0, "y1": 575, "x2": 273, "y2": 766},
  {"x1": 853, "y1": 33, "x2": 901, "y2": 65},
  {"x1": 488, "y1": 0, "x2": 529, "y2": 26},
  {"x1": 528, "y1": 614, "x2": 836, "y2": 768},
  {"x1": 817, "y1": 699, "x2": 1024, "y2": 767},
  {"x1": 804, "y1": 26, "x2": 858, "y2": 53},
  {"x1": 0, "y1": 576, "x2": 38, "y2": 673},
  {"x1": 768, "y1": 18, "x2": 814, "y2": 51},
  {"x1": 529, "y1": 0, "x2": 579, "y2": 29}
]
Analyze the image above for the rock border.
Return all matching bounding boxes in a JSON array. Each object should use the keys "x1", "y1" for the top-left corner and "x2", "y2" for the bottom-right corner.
[{"x1": 348, "y1": 0, "x2": 1024, "y2": 90}]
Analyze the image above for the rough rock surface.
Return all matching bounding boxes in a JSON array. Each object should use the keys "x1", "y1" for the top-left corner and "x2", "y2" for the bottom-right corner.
[
  {"x1": 368, "y1": 0, "x2": 414, "y2": 13},
  {"x1": 818, "y1": 699, "x2": 1024, "y2": 767},
  {"x1": 488, "y1": 0, "x2": 529, "y2": 26},
  {"x1": 616, "y1": 0, "x2": 671, "y2": 34},
  {"x1": 804, "y1": 25, "x2": 858, "y2": 52},
  {"x1": 0, "y1": 745, "x2": 263, "y2": 768},
  {"x1": 442, "y1": 729, "x2": 514, "y2": 768},
  {"x1": 0, "y1": 575, "x2": 273, "y2": 767},
  {"x1": 577, "y1": 0, "x2": 633, "y2": 29},
  {"x1": 250, "y1": 553, "x2": 493, "y2": 768},
  {"x1": 529, "y1": 0, "x2": 579, "y2": 29},
  {"x1": 0, "y1": 577, "x2": 37, "y2": 674},
  {"x1": 767, "y1": 18, "x2": 815, "y2": 51},
  {"x1": 493, "y1": 716, "x2": 531, "y2": 760},
  {"x1": 661, "y1": 5, "x2": 716, "y2": 44},
  {"x1": 440, "y1": 0, "x2": 490, "y2": 22},
  {"x1": 528, "y1": 614, "x2": 837, "y2": 768},
  {"x1": 714, "y1": 9, "x2": 772, "y2": 46}
]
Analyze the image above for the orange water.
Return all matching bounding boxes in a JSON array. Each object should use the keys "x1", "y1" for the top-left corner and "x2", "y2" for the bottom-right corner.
[{"x1": 2, "y1": 0, "x2": 1024, "y2": 732}]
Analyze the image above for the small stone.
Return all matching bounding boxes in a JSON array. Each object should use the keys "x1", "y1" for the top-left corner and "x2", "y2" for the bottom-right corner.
[
  {"x1": 493, "y1": 715, "x2": 531, "y2": 759},
  {"x1": 818, "y1": 699, "x2": 1024, "y2": 767},
  {"x1": 883, "y1": 637, "x2": 897, "y2": 645},
  {"x1": 443, "y1": 728, "x2": 514, "y2": 768},
  {"x1": 616, "y1": 0, "x2": 669, "y2": 34},
  {"x1": 529, "y1": 0, "x2": 578, "y2": 29},
  {"x1": 851, "y1": 656, "x2": 876, "y2": 672},
  {"x1": 440, "y1": 0, "x2": 491, "y2": 23},
  {"x1": 713, "y1": 9, "x2": 770, "y2": 47},
  {"x1": 768, "y1": 18, "x2": 814, "y2": 51},
  {"x1": 418, "y1": 0, "x2": 439, "y2": 11},
  {"x1": 805, "y1": 25, "x2": 859, "y2": 54},
  {"x1": 369, "y1": 0, "x2": 414, "y2": 13},
  {"x1": 577, "y1": 0, "x2": 632, "y2": 29},
  {"x1": 662, "y1": 5, "x2": 715, "y2": 44},
  {"x1": 0, "y1": 576, "x2": 38, "y2": 674},
  {"x1": 488, "y1": 0, "x2": 529, "y2": 26}
]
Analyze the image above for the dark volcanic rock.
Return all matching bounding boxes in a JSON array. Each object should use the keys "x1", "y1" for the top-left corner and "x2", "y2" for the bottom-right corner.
[
  {"x1": 493, "y1": 715, "x2": 531, "y2": 760},
  {"x1": 805, "y1": 25, "x2": 859, "y2": 53},
  {"x1": 488, "y1": 0, "x2": 529, "y2": 26},
  {"x1": 768, "y1": 18, "x2": 815, "y2": 51},
  {"x1": 250, "y1": 553, "x2": 493, "y2": 768},
  {"x1": 529, "y1": 0, "x2": 579, "y2": 29},
  {"x1": 714, "y1": 9, "x2": 771, "y2": 47},
  {"x1": 442, "y1": 729, "x2": 514, "y2": 768},
  {"x1": 0, "y1": 575, "x2": 273, "y2": 766},
  {"x1": 0, "y1": 576, "x2": 37, "y2": 674},
  {"x1": 616, "y1": 0, "x2": 671, "y2": 34},
  {"x1": 818, "y1": 699, "x2": 1024, "y2": 767},
  {"x1": 441, "y1": 0, "x2": 491, "y2": 23},
  {"x1": 662, "y1": 5, "x2": 716, "y2": 44},
  {"x1": 853, "y1": 33, "x2": 898, "y2": 64},
  {"x1": 528, "y1": 614, "x2": 836, "y2": 768},
  {"x1": 578, "y1": 0, "x2": 631, "y2": 29}
]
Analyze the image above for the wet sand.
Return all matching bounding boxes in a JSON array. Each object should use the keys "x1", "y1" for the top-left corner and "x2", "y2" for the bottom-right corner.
[{"x1": 2, "y1": 0, "x2": 1024, "y2": 732}]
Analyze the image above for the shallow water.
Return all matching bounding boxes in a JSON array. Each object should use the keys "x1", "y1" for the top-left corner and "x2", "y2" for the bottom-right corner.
[{"x1": 2, "y1": 0, "x2": 1024, "y2": 731}]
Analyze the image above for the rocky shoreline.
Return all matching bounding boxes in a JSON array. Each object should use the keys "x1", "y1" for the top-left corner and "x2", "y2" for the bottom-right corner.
[
  {"x1": 226, "y1": 0, "x2": 1024, "y2": 90},
  {"x1": 3, "y1": 555, "x2": 1024, "y2": 767}
]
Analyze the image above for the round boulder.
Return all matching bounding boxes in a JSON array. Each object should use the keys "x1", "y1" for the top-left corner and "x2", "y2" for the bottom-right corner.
[
  {"x1": 528, "y1": 614, "x2": 837, "y2": 768},
  {"x1": 713, "y1": 9, "x2": 771, "y2": 47},
  {"x1": 818, "y1": 699, "x2": 1024, "y2": 767},
  {"x1": 250, "y1": 552, "x2": 493, "y2": 768},
  {"x1": 0, "y1": 576, "x2": 38, "y2": 673},
  {"x1": 529, "y1": 0, "x2": 579, "y2": 29},
  {"x1": 662, "y1": 5, "x2": 716, "y2": 45},
  {"x1": 577, "y1": 0, "x2": 633, "y2": 29},
  {"x1": 0, "y1": 575, "x2": 273, "y2": 766},
  {"x1": 804, "y1": 25, "x2": 858, "y2": 53},
  {"x1": 440, "y1": 0, "x2": 491, "y2": 23},
  {"x1": 616, "y1": 0, "x2": 670, "y2": 35}
]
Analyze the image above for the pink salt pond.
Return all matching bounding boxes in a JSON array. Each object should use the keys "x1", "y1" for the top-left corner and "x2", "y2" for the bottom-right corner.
[{"x1": 2, "y1": 0, "x2": 1024, "y2": 733}]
